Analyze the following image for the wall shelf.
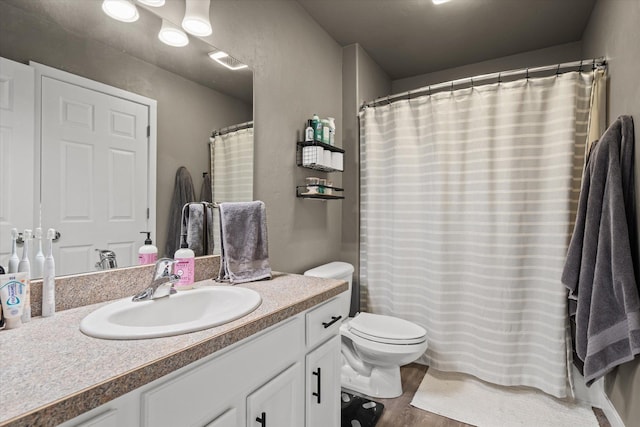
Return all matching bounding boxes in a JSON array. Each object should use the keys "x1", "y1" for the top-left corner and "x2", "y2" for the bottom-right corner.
[
  {"x1": 296, "y1": 135, "x2": 344, "y2": 200},
  {"x1": 296, "y1": 141, "x2": 344, "y2": 172},
  {"x1": 296, "y1": 185, "x2": 344, "y2": 200}
]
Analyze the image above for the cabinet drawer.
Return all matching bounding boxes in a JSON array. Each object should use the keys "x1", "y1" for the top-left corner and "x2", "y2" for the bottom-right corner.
[{"x1": 306, "y1": 296, "x2": 343, "y2": 348}]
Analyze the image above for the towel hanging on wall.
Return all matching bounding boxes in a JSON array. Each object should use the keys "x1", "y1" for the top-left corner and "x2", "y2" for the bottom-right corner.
[
  {"x1": 181, "y1": 202, "x2": 215, "y2": 256},
  {"x1": 217, "y1": 201, "x2": 272, "y2": 284},
  {"x1": 562, "y1": 115, "x2": 640, "y2": 384},
  {"x1": 166, "y1": 166, "x2": 196, "y2": 257}
]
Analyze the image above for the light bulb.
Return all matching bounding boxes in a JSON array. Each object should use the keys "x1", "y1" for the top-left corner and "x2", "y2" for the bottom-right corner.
[
  {"x1": 182, "y1": 0, "x2": 212, "y2": 37},
  {"x1": 102, "y1": 0, "x2": 139, "y2": 23},
  {"x1": 158, "y1": 19, "x2": 189, "y2": 47}
]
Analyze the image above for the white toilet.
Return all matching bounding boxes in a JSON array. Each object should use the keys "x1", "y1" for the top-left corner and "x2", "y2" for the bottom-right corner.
[{"x1": 304, "y1": 262, "x2": 428, "y2": 398}]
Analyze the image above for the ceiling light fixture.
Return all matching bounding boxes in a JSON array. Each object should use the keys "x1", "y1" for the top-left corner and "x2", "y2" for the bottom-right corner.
[
  {"x1": 432, "y1": 0, "x2": 451, "y2": 4},
  {"x1": 102, "y1": 0, "x2": 139, "y2": 23},
  {"x1": 208, "y1": 51, "x2": 248, "y2": 71},
  {"x1": 158, "y1": 19, "x2": 189, "y2": 47},
  {"x1": 137, "y1": 0, "x2": 166, "y2": 6},
  {"x1": 182, "y1": 0, "x2": 212, "y2": 37}
]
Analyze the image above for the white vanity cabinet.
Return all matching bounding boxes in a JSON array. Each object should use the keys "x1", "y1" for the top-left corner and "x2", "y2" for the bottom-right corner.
[
  {"x1": 62, "y1": 295, "x2": 345, "y2": 427},
  {"x1": 304, "y1": 296, "x2": 344, "y2": 427}
]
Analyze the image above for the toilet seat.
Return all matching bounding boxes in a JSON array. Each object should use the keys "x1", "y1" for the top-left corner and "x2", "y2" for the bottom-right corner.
[{"x1": 348, "y1": 312, "x2": 427, "y2": 345}]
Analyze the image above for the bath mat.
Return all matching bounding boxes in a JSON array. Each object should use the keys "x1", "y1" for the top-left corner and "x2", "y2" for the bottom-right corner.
[
  {"x1": 410, "y1": 369, "x2": 599, "y2": 427},
  {"x1": 341, "y1": 391, "x2": 384, "y2": 427}
]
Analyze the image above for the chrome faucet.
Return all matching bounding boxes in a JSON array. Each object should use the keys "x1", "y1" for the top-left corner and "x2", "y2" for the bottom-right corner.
[
  {"x1": 132, "y1": 258, "x2": 181, "y2": 302},
  {"x1": 95, "y1": 249, "x2": 118, "y2": 270}
]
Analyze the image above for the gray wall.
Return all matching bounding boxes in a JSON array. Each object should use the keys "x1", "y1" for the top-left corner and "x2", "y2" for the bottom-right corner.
[
  {"x1": 392, "y1": 41, "x2": 583, "y2": 93},
  {"x1": 582, "y1": 1, "x2": 640, "y2": 425},
  {"x1": 198, "y1": 0, "x2": 344, "y2": 273},
  {"x1": 341, "y1": 44, "x2": 391, "y2": 313},
  {"x1": 0, "y1": 1, "x2": 252, "y2": 258}
]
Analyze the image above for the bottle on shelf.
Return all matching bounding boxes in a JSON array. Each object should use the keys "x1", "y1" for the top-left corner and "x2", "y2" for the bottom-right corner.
[
  {"x1": 304, "y1": 120, "x2": 314, "y2": 142},
  {"x1": 312, "y1": 113, "x2": 323, "y2": 142}
]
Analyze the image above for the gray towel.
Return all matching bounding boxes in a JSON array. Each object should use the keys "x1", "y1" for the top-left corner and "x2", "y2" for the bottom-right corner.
[
  {"x1": 200, "y1": 173, "x2": 212, "y2": 203},
  {"x1": 165, "y1": 167, "x2": 195, "y2": 257},
  {"x1": 181, "y1": 202, "x2": 214, "y2": 256},
  {"x1": 217, "y1": 201, "x2": 272, "y2": 284},
  {"x1": 562, "y1": 115, "x2": 640, "y2": 384}
]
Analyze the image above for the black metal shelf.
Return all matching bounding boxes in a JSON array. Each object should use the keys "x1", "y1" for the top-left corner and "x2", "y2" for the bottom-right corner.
[
  {"x1": 297, "y1": 141, "x2": 344, "y2": 172},
  {"x1": 296, "y1": 185, "x2": 345, "y2": 200},
  {"x1": 297, "y1": 140, "x2": 345, "y2": 153}
]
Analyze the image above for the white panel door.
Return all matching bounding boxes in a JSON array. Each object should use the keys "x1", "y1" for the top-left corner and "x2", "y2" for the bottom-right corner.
[
  {"x1": 0, "y1": 57, "x2": 34, "y2": 267},
  {"x1": 40, "y1": 76, "x2": 149, "y2": 275}
]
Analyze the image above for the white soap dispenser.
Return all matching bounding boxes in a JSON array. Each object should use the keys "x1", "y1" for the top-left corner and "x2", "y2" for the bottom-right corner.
[
  {"x1": 138, "y1": 231, "x2": 158, "y2": 265},
  {"x1": 8, "y1": 228, "x2": 19, "y2": 273},
  {"x1": 174, "y1": 234, "x2": 195, "y2": 290},
  {"x1": 42, "y1": 228, "x2": 56, "y2": 317}
]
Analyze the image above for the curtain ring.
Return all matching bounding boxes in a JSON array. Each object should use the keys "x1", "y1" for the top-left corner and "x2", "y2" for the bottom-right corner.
[
  {"x1": 555, "y1": 64, "x2": 561, "y2": 76},
  {"x1": 592, "y1": 59, "x2": 596, "y2": 70},
  {"x1": 386, "y1": 95, "x2": 391, "y2": 105},
  {"x1": 526, "y1": 68, "x2": 529, "y2": 80},
  {"x1": 451, "y1": 81, "x2": 454, "y2": 92},
  {"x1": 498, "y1": 72, "x2": 502, "y2": 83},
  {"x1": 578, "y1": 60, "x2": 584, "y2": 72},
  {"x1": 470, "y1": 78, "x2": 474, "y2": 88}
]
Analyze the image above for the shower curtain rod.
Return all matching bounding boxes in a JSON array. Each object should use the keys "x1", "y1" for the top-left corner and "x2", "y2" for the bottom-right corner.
[
  {"x1": 210, "y1": 120, "x2": 254, "y2": 139},
  {"x1": 360, "y1": 57, "x2": 607, "y2": 110}
]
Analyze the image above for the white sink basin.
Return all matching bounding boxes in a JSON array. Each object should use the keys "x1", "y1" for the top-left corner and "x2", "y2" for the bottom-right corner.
[{"x1": 80, "y1": 286, "x2": 262, "y2": 340}]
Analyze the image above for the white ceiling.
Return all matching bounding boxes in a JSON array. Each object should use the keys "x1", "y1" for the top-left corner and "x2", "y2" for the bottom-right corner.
[{"x1": 296, "y1": 0, "x2": 597, "y2": 80}]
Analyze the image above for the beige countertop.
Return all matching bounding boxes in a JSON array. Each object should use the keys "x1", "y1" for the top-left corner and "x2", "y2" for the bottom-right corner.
[{"x1": 0, "y1": 273, "x2": 347, "y2": 427}]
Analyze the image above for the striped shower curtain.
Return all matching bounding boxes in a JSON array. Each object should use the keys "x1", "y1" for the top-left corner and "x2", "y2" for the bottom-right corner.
[
  {"x1": 210, "y1": 127, "x2": 254, "y2": 254},
  {"x1": 360, "y1": 72, "x2": 594, "y2": 398}
]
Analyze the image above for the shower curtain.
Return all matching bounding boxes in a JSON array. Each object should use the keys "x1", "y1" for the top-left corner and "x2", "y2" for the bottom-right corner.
[
  {"x1": 210, "y1": 127, "x2": 254, "y2": 254},
  {"x1": 360, "y1": 72, "x2": 595, "y2": 398}
]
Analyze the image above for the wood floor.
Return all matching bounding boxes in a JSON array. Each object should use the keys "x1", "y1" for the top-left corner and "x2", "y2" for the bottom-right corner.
[{"x1": 371, "y1": 363, "x2": 611, "y2": 427}]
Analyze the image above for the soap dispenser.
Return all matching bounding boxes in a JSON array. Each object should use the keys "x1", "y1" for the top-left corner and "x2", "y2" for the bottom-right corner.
[
  {"x1": 174, "y1": 234, "x2": 195, "y2": 290},
  {"x1": 138, "y1": 231, "x2": 158, "y2": 265}
]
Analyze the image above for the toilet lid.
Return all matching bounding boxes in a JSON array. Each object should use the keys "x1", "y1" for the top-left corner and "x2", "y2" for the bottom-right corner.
[{"x1": 348, "y1": 312, "x2": 427, "y2": 345}]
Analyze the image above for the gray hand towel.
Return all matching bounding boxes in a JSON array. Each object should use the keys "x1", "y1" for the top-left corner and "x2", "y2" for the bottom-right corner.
[
  {"x1": 165, "y1": 167, "x2": 195, "y2": 257},
  {"x1": 181, "y1": 202, "x2": 214, "y2": 256},
  {"x1": 561, "y1": 115, "x2": 640, "y2": 384},
  {"x1": 217, "y1": 201, "x2": 272, "y2": 284}
]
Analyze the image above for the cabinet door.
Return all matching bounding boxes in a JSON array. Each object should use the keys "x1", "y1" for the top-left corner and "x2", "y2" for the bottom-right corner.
[
  {"x1": 246, "y1": 363, "x2": 304, "y2": 427},
  {"x1": 306, "y1": 335, "x2": 341, "y2": 427},
  {"x1": 204, "y1": 408, "x2": 237, "y2": 427}
]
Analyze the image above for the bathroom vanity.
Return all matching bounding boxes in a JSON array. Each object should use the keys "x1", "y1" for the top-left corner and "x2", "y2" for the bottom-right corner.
[{"x1": 0, "y1": 273, "x2": 347, "y2": 427}]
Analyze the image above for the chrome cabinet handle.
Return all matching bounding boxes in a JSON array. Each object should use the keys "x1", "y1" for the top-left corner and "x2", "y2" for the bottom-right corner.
[
  {"x1": 322, "y1": 315, "x2": 342, "y2": 329},
  {"x1": 312, "y1": 368, "x2": 322, "y2": 404}
]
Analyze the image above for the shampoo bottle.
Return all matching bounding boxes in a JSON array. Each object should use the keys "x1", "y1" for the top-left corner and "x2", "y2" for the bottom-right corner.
[
  {"x1": 174, "y1": 235, "x2": 195, "y2": 290},
  {"x1": 18, "y1": 229, "x2": 31, "y2": 323},
  {"x1": 138, "y1": 231, "x2": 158, "y2": 265},
  {"x1": 321, "y1": 118, "x2": 330, "y2": 144},
  {"x1": 33, "y1": 228, "x2": 45, "y2": 279},
  {"x1": 312, "y1": 113, "x2": 322, "y2": 142},
  {"x1": 8, "y1": 228, "x2": 19, "y2": 273},
  {"x1": 327, "y1": 117, "x2": 336, "y2": 145},
  {"x1": 42, "y1": 228, "x2": 56, "y2": 317}
]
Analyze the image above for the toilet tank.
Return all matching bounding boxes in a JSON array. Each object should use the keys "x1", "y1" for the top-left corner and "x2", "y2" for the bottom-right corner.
[{"x1": 304, "y1": 262, "x2": 354, "y2": 319}]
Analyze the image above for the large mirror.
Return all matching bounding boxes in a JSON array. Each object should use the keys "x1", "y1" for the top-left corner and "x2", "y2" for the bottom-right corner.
[{"x1": 0, "y1": 0, "x2": 253, "y2": 276}]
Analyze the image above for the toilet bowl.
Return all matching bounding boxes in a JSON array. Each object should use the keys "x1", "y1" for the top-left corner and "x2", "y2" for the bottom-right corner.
[{"x1": 304, "y1": 262, "x2": 428, "y2": 398}]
